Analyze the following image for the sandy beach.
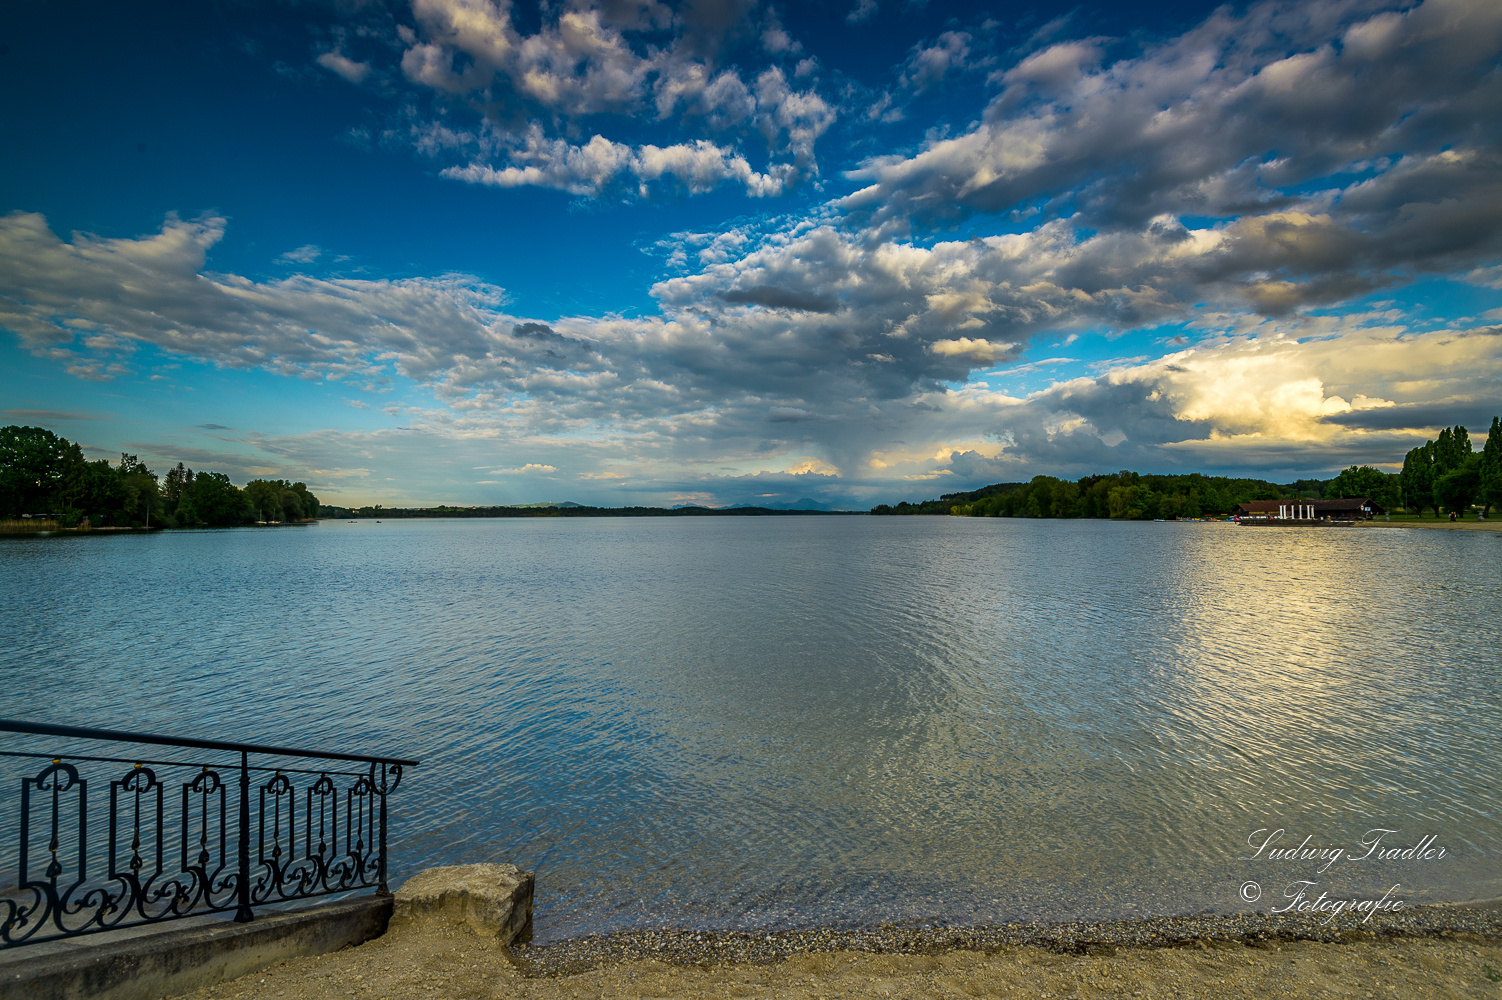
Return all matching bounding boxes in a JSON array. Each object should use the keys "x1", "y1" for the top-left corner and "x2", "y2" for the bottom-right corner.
[{"x1": 169, "y1": 904, "x2": 1502, "y2": 1000}]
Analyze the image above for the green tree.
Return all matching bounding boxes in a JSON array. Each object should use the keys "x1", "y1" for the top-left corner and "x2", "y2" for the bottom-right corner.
[
  {"x1": 115, "y1": 453, "x2": 162, "y2": 527},
  {"x1": 286, "y1": 482, "x2": 320, "y2": 520},
  {"x1": 164, "y1": 463, "x2": 193, "y2": 505},
  {"x1": 1480, "y1": 416, "x2": 1502, "y2": 517},
  {"x1": 0, "y1": 425, "x2": 86, "y2": 517},
  {"x1": 240, "y1": 478, "x2": 320, "y2": 521},
  {"x1": 65, "y1": 459, "x2": 126, "y2": 526},
  {"x1": 1432, "y1": 425, "x2": 1472, "y2": 475},
  {"x1": 242, "y1": 479, "x2": 287, "y2": 521},
  {"x1": 1435, "y1": 454, "x2": 1482, "y2": 517},
  {"x1": 1400, "y1": 445, "x2": 1437, "y2": 516},
  {"x1": 180, "y1": 472, "x2": 251, "y2": 525},
  {"x1": 1326, "y1": 465, "x2": 1399, "y2": 509}
]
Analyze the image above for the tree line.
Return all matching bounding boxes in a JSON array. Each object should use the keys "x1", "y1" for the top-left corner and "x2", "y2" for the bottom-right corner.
[
  {"x1": 0, "y1": 425, "x2": 319, "y2": 529},
  {"x1": 1398, "y1": 422, "x2": 1502, "y2": 517},
  {"x1": 874, "y1": 416, "x2": 1502, "y2": 520}
]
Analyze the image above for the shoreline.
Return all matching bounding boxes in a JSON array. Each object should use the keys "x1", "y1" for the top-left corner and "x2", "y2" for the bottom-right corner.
[
  {"x1": 1359, "y1": 519, "x2": 1501, "y2": 531},
  {"x1": 513, "y1": 899, "x2": 1502, "y2": 976},
  {"x1": 166, "y1": 899, "x2": 1502, "y2": 1000}
]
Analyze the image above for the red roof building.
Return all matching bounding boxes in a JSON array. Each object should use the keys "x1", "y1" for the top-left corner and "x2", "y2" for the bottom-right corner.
[{"x1": 1233, "y1": 498, "x2": 1385, "y2": 521}]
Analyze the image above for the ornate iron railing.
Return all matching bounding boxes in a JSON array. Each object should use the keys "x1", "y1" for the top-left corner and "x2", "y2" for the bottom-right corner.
[{"x1": 0, "y1": 720, "x2": 418, "y2": 947}]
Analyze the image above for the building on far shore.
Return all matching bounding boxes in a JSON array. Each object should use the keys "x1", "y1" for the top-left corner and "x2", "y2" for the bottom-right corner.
[{"x1": 1233, "y1": 498, "x2": 1385, "y2": 522}]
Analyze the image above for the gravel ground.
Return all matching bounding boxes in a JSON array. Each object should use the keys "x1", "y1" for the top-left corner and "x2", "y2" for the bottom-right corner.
[
  {"x1": 170, "y1": 902, "x2": 1502, "y2": 1000},
  {"x1": 511, "y1": 903, "x2": 1502, "y2": 976}
]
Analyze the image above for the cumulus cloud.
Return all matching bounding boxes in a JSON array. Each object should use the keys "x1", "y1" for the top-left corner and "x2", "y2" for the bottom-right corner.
[
  {"x1": 388, "y1": 0, "x2": 836, "y2": 197},
  {"x1": 933, "y1": 320, "x2": 1502, "y2": 478},
  {"x1": 441, "y1": 129, "x2": 790, "y2": 196},
  {"x1": 8, "y1": 0, "x2": 1502, "y2": 501},
  {"x1": 848, "y1": 0, "x2": 1502, "y2": 231},
  {"x1": 8, "y1": 201, "x2": 1488, "y2": 500}
]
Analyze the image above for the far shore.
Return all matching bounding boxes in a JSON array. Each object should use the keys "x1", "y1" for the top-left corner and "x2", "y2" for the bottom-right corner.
[{"x1": 1359, "y1": 519, "x2": 1502, "y2": 531}]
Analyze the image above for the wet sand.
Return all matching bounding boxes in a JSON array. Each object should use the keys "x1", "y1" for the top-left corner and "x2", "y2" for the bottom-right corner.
[{"x1": 170, "y1": 903, "x2": 1502, "y2": 1000}]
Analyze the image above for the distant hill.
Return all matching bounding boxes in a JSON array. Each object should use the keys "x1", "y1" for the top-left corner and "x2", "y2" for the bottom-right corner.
[{"x1": 767, "y1": 497, "x2": 836, "y2": 511}]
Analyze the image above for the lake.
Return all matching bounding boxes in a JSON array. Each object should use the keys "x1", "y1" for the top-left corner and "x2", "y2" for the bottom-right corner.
[{"x1": 2, "y1": 517, "x2": 1499, "y2": 941}]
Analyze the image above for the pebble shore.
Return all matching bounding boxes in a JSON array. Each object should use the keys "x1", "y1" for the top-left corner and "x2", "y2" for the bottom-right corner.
[{"x1": 514, "y1": 901, "x2": 1502, "y2": 977}]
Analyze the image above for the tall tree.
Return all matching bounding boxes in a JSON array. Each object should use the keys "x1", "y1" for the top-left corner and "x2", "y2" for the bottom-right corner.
[
  {"x1": 1478, "y1": 416, "x2": 1502, "y2": 518},
  {"x1": 1435, "y1": 455, "x2": 1482, "y2": 517},
  {"x1": 115, "y1": 453, "x2": 162, "y2": 527},
  {"x1": 1433, "y1": 425, "x2": 1473, "y2": 475},
  {"x1": 1400, "y1": 445, "x2": 1437, "y2": 516},
  {"x1": 163, "y1": 462, "x2": 193, "y2": 505},
  {"x1": 0, "y1": 425, "x2": 87, "y2": 518}
]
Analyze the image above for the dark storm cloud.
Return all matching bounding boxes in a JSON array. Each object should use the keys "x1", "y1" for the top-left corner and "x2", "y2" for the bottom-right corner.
[
  {"x1": 1320, "y1": 398, "x2": 1501, "y2": 432},
  {"x1": 718, "y1": 284, "x2": 839, "y2": 312},
  {"x1": 847, "y1": 0, "x2": 1502, "y2": 231}
]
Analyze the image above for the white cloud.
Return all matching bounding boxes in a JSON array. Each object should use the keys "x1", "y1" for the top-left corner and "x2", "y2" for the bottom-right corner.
[
  {"x1": 491, "y1": 463, "x2": 558, "y2": 473},
  {"x1": 277, "y1": 244, "x2": 323, "y2": 264},
  {"x1": 951, "y1": 320, "x2": 1502, "y2": 475},
  {"x1": 900, "y1": 31, "x2": 973, "y2": 93},
  {"x1": 931, "y1": 338, "x2": 1012, "y2": 362},
  {"x1": 443, "y1": 130, "x2": 635, "y2": 196},
  {"x1": 316, "y1": 50, "x2": 372, "y2": 85},
  {"x1": 389, "y1": 0, "x2": 836, "y2": 198},
  {"x1": 441, "y1": 128, "x2": 789, "y2": 196}
]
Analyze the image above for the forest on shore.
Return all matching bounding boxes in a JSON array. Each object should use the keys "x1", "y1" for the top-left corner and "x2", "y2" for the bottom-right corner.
[
  {"x1": 9, "y1": 416, "x2": 1499, "y2": 528},
  {"x1": 873, "y1": 418, "x2": 1502, "y2": 520},
  {"x1": 0, "y1": 425, "x2": 319, "y2": 529}
]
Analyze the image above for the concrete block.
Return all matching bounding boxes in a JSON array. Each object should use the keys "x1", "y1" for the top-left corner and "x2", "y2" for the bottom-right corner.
[
  {"x1": 0, "y1": 895, "x2": 391, "y2": 1000},
  {"x1": 389, "y1": 864, "x2": 534, "y2": 946}
]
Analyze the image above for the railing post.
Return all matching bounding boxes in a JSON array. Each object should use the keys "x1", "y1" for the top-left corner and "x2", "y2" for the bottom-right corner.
[
  {"x1": 377, "y1": 763, "x2": 390, "y2": 895},
  {"x1": 235, "y1": 750, "x2": 253, "y2": 922}
]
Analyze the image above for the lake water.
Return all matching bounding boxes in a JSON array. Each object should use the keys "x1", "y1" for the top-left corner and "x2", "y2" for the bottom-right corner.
[{"x1": 2, "y1": 517, "x2": 1500, "y2": 941}]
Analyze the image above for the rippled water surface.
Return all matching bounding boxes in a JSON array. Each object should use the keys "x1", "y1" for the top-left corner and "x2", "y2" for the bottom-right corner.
[{"x1": 2, "y1": 517, "x2": 1500, "y2": 940}]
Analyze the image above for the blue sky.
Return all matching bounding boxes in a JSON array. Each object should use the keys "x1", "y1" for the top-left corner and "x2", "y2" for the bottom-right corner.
[{"x1": 2, "y1": 0, "x2": 1500, "y2": 508}]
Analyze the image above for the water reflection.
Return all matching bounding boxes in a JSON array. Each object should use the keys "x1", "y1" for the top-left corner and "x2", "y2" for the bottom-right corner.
[{"x1": 1, "y1": 518, "x2": 1498, "y2": 940}]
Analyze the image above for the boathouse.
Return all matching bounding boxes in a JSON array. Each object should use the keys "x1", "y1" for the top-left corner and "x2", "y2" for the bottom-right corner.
[{"x1": 1233, "y1": 498, "x2": 1384, "y2": 522}]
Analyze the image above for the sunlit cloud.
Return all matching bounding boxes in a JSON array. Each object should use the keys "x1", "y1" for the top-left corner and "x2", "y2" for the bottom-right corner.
[{"x1": 4, "y1": 0, "x2": 1501, "y2": 504}]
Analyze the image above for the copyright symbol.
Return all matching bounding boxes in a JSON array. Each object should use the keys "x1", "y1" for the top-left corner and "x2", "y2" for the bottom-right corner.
[{"x1": 1240, "y1": 881, "x2": 1261, "y2": 902}]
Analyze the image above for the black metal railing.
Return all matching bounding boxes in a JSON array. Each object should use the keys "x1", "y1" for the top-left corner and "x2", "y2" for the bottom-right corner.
[{"x1": 0, "y1": 720, "x2": 418, "y2": 947}]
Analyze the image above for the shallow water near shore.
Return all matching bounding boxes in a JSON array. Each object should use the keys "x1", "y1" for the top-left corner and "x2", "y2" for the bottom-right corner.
[{"x1": 2, "y1": 517, "x2": 1500, "y2": 942}]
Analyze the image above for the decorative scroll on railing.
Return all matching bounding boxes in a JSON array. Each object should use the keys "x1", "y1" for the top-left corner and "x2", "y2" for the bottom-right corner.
[{"x1": 0, "y1": 720, "x2": 417, "y2": 948}]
